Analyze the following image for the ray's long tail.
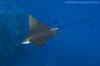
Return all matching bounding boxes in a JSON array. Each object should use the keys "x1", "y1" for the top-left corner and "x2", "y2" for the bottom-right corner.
[{"x1": 57, "y1": 16, "x2": 96, "y2": 29}]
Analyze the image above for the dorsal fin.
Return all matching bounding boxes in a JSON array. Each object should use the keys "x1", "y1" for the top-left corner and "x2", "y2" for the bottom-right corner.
[{"x1": 29, "y1": 14, "x2": 50, "y2": 34}]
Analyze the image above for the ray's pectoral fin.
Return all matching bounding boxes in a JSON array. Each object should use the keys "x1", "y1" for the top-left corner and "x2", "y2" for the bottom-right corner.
[
  {"x1": 29, "y1": 14, "x2": 50, "y2": 34},
  {"x1": 30, "y1": 39, "x2": 44, "y2": 46},
  {"x1": 29, "y1": 31, "x2": 53, "y2": 46}
]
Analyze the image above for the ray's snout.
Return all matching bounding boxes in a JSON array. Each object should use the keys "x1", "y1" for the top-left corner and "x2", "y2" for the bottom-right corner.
[{"x1": 50, "y1": 28, "x2": 58, "y2": 35}]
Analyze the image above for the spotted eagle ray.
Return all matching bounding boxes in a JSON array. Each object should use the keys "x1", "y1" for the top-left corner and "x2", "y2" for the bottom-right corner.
[
  {"x1": 22, "y1": 14, "x2": 95, "y2": 46},
  {"x1": 22, "y1": 14, "x2": 58, "y2": 46}
]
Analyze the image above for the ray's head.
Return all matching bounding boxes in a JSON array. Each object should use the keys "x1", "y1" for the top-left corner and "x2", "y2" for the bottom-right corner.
[{"x1": 50, "y1": 27, "x2": 58, "y2": 35}]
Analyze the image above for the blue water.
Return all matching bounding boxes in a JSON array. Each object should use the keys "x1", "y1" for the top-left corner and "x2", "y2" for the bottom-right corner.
[{"x1": 0, "y1": 0, "x2": 100, "y2": 66}]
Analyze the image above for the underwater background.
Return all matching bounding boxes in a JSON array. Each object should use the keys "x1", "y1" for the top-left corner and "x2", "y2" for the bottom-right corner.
[{"x1": 0, "y1": 0, "x2": 100, "y2": 66}]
